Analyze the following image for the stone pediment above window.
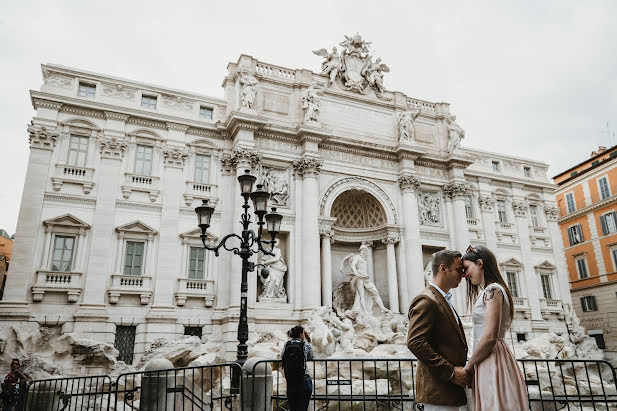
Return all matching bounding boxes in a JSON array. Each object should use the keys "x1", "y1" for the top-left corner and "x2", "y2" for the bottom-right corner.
[
  {"x1": 180, "y1": 228, "x2": 218, "y2": 246},
  {"x1": 501, "y1": 257, "x2": 523, "y2": 268},
  {"x1": 44, "y1": 214, "x2": 90, "y2": 233},
  {"x1": 535, "y1": 260, "x2": 556, "y2": 271},
  {"x1": 115, "y1": 221, "x2": 158, "y2": 239}
]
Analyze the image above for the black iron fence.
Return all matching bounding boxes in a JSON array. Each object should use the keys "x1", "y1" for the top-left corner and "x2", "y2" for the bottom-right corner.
[{"x1": 12, "y1": 358, "x2": 617, "y2": 410}]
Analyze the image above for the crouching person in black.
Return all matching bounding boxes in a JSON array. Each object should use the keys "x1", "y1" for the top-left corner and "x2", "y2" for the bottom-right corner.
[{"x1": 281, "y1": 325, "x2": 314, "y2": 411}]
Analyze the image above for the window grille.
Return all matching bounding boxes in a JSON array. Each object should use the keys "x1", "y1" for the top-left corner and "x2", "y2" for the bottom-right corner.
[
  {"x1": 529, "y1": 205, "x2": 540, "y2": 227},
  {"x1": 524, "y1": 167, "x2": 531, "y2": 177},
  {"x1": 184, "y1": 326, "x2": 203, "y2": 338},
  {"x1": 516, "y1": 333, "x2": 527, "y2": 342},
  {"x1": 492, "y1": 161, "x2": 500, "y2": 172},
  {"x1": 114, "y1": 326, "x2": 136, "y2": 365},
  {"x1": 464, "y1": 196, "x2": 474, "y2": 219},
  {"x1": 497, "y1": 200, "x2": 507, "y2": 223}
]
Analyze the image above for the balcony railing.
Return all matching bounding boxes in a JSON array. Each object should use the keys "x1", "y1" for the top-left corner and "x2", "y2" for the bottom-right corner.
[
  {"x1": 467, "y1": 218, "x2": 479, "y2": 226},
  {"x1": 512, "y1": 297, "x2": 531, "y2": 318},
  {"x1": 174, "y1": 278, "x2": 215, "y2": 307},
  {"x1": 541, "y1": 298, "x2": 564, "y2": 319},
  {"x1": 32, "y1": 270, "x2": 83, "y2": 303},
  {"x1": 183, "y1": 181, "x2": 218, "y2": 206},
  {"x1": 51, "y1": 164, "x2": 95, "y2": 194},
  {"x1": 121, "y1": 173, "x2": 160, "y2": 202},
  {"x1": 107, "y1": 274, "x2": 153, "y2": 304}
]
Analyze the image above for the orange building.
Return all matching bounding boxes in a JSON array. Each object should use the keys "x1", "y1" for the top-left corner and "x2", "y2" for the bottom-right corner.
[{"x1": 554, "y1": 146, "x2": 617, "y2": 353}]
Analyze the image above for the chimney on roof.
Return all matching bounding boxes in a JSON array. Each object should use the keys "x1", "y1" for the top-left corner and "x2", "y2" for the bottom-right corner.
[{"x1": 591, "y1": 146, "x2": 607, "y2": 157}]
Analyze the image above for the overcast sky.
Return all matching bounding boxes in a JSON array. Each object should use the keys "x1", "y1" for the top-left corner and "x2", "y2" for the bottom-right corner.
[{"x1": 1, "y1": 1, "x2": 616, "y2": 235}]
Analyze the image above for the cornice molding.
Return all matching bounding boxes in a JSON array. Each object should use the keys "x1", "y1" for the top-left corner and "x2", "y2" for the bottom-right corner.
[
  {"x1": 557, "y1": 195, "x2": 617, "y2": 223},
  {"x1": 60, "y1": 105, "x2": 105, "y2": 119},
  {"x1": 33, "y1": 99, "x2": 63, "y2": 111},
  {"x1": 43, "y1": 193, "x2": 96, "y2": 206}
]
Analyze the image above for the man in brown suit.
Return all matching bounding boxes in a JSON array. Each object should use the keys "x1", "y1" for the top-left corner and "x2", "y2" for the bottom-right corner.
[{"x1": 407, "y1": 250, "x2": 470, "y2": 410}]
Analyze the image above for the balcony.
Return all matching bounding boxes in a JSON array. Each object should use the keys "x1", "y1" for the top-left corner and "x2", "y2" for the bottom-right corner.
[
  {"x1": 529, "y1": 226, "x2": 551, "y2": 248},
  {"x1": 51, "y1": 164, "x2": 95, "y2": 194},
  {"x1": 495, "y1": 221, "x2": 518, "y2": 244},
  {"x1": 541, "y1": 298, "x2": 564, "y2": 319},
  {"x1": 183, "y1": 181, "x2": 218, "y2": 207},
  {"x1": 107, "y1": 274, "x2": 153, "y2": 304},
  {"x1": 174, "y1": 278, "x2": 215, "y2": 307},
  {"x1": 466, "y1": 218, "x2": 483, "y2": 240},
  {"x1": 32, "y1": 271, "x2": 83, "y2": 303},
  {"x1": 512, "y1": 297, "x2": 530, "y2": 319},
  {"x1": 121, "y1": 173, "x2": 160, "y2": 202}
]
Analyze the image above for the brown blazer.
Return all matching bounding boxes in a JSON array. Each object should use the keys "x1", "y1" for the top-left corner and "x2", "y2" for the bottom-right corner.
[{"x1": 407, "y1": 285, "x2": 469, "y2": 407}]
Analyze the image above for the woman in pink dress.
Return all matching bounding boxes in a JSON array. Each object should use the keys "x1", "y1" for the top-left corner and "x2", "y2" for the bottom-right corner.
[{"x1": 462, "y1": 245, "x2": 529, "y2": 410}]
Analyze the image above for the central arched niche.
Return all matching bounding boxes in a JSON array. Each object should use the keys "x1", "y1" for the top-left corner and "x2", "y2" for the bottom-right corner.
[{"x1": 328, "y1": 189, "x2": 391, "y2": 308}]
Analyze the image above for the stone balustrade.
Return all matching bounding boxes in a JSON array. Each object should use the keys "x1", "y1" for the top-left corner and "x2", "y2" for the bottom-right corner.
[
  {"x1": 32, "y1": 270, "x2": 83, "y2": 303},
  {"x1": 121, "y1": 173, "x2": 160, "y2": 202},
  {"x1": 512, "y1": 296, "x2": 531, "y2": 319},
  {"x1": 255, "y1": 62, "x2": 297, "y2": 80},
  {"x1": 174, "y1": 278, "x2": 215, "y2": 307},
  {"x1": 107, "y1": 274, "x2": 153, "y2": 304},
  {"x1": 183, "y1": 181, "x2": 218, "y2": 206},
  {"x1": 51, "y1": 164, "x2": 95, "y2": 194}
]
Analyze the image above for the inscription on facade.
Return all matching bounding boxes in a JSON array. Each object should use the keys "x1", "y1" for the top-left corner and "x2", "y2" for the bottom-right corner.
[
  {"x1": 256, "y1": 138, "x2": 300, "y2": 153},
  {"x1": 320, "y1": 100, "x2": 394, "y2": 136},
  {"x1": 320, "y1": 149, "x2": 397, "y2": 169}
]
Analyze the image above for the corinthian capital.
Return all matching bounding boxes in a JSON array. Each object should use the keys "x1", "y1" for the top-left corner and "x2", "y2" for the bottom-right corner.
[
  {"x1": 28, "y1": 124, "x2": 59, "y2": 150},
  {"x1": 478, "y1": 195, "x2": 496, "y2": 211},
  {"x1": 382, "y1": 236, "x2": 399, "y2": 245},
  {"x1": 221, "y1": 147, "x2": 262, "y2": 174},
  {"x1": 442, "y1": 181, "x2": 471, "y2": 199},
  {"x1": 544, "y1": 206, "x2": 560, "y2": 222},
  {"x1": 398, "y1": 174, "x2": 421, "y2": 191},
  {"x1": 98, "y1": 136, "x2": 127, "y2": 160},
  {"x1": 512, "y1": 200, "x2": 528, "y2": 217},
  {"x1": 162, "y1": 145, "x2": 189, "y2": 168},
  {"x1": 293, "y1": 156, "x2": 322, "y2": 177}
]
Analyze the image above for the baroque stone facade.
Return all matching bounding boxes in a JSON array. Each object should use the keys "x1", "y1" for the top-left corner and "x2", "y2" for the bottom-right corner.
[{"x1": 1, "y1": 36, "x2": 571, "y2": 362}]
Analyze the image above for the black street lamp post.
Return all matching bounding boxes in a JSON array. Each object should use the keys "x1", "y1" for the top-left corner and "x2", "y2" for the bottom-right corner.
[{"x1": 195, "y1": 169, "x2": 283, "y2": 366}]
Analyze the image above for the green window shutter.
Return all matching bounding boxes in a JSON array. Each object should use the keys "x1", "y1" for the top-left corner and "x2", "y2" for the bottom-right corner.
[{"x1": 601, "y1": 215, "x2": 608, "y2": 235}]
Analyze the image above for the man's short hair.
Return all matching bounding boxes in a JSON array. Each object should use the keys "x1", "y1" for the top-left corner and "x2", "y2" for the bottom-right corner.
[
  {"x1": 432, "y1": 250, "x2": 462, "y2": 276},
  {"x1": 11, "y1": 358, "x2": 19, "y2": 365}
]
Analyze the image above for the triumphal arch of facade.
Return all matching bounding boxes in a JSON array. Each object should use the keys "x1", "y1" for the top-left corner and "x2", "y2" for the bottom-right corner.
[{"x1": 1, "y1": 35, "x2": 571, "y2": 360}]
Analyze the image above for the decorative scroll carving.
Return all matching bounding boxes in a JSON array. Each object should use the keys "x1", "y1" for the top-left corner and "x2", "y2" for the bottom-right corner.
[
  {"x1": 102, "y1": 84, "x2": 136, "y2": 99},
  {"x1": 162, "y1": 95, "x2": 194, "y2": 111},
  {"x1": 221, "y1": 147, "x2": 261, "y2": 174},
  {"x1": 419, "y1": 192, "x2": 441, "y2": 225},
  {"x1": 28, "y1": 124, "x2": 59, "y2": 150},
  {"x1": 42, "y1": 69, "x2": 73, "y2": 89}
]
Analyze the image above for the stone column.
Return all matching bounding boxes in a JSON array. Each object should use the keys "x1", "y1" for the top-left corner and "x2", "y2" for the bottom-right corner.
[
  {"x1": 292, "y1": 168, "x2": 303, "y2": 309},
  {"x1": 2, "y1": 123, "x2": 59, "y2": 308},
  {"x1": 361, "y1": 241, "x2": 375, "y2": 282},
  {"x1": 478, "y1": 195, "x2": 498, "y2": 250},
  {"x1": 443, "y1": 182, "x2": 472, "y2": 314},
  {"x1": 398, "y1": 174, "x2": 424, "y2": 300},
  {"x1": 151, "y1": 144, "x2": 188, "y2": 308},
  {"x1": 512, "y1": 200, "x2": 543, "y2": 322},
  {"x1": 80, "y1": 136, "x2": 128, "y2": 306},
  {"x1": 294, "y1": 157, "x2": 322, "y2": 309},
  {"x1": 383, "y1": 236, "x2": 400, "y2": 313},
  {"x1": 320, "y1": 230, "x2": 333, "y2": 306}
]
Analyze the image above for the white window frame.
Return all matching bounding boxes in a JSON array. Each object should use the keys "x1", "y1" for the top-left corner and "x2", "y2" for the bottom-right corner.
[
  {"x1": 565, "y1": 192, "x2": 576, "y2": 214},
  {"x1": 575, "y1": 255, "x2": 589, "y2": 279},
  {"x1": 135, "y1": 145, "x2": 154, "y2": 176},
  {"x1": 199, "y1": 106, "x2": 213, "y2": 120},
  {"x1": 50, "y1": 235, "x2": 76, "y2": 272},
  {"x1": 568, "y1": 224, "x2": 584, "y2": 245},
  {"x1": 66, "y1": 134, "x2": 89, "y2": 167},
  {"x1": 464, "y1": 195, "x2": 474, "y2": 219},
  {"x1": 187, "y1": 246, "x2": 207, "y2": 279},
  {"x1": 600, "y1": 211, "x2": 617, "y2": 235},
  {"x1": 123, "y1": 240, "x2": 145, "y2": 276},
  {"x1": 194, "y1": 154, "x2": 211, "y2": 184},
  {"x1": 496, "y1": 199, "x2": 507, "y2": 223},
  {"x1": 598, "y1": 176, "x2": 611, "y2": 200},
  {"x1": 78, "y1": 82, "x2": 96, "y2": 98},
  {"x1": 506, "y1": 271, "x2": 520, "y2": 298},
  {"x1": 141, "y1": 94, "x2": 157, "y2": 109},
  {"x1": 540, "y1": 273, "x2": 553, "y2": 299},
  {"x1": 40, "y1": 215, "x2": 90, "y2": 274},
  {"x1": 529, "y1": 204, "x2": 540, "y2": 227}
]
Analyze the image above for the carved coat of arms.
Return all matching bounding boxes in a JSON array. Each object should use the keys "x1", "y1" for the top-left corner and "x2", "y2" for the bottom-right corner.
[{"x1": 313, "y1": 34, "x2": 390, "y2": 95}]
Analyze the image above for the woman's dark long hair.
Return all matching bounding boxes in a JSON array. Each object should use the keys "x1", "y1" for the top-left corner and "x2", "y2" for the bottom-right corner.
[{"x1": 462, "y1": 245, "x2": 514, "y2": 321}]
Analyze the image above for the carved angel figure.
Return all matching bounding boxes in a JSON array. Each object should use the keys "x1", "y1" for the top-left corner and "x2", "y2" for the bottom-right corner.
[
  {"x1": 239, "y1": 72, "x2": 258, "y2": 109},
  {"x1": 301, "y1": 82, "x2": 323, "y2": 123},
  {"x1": 312, "y1": 47, "x2": 341, "y2": 86},
  {"x1": 445, "y1": 114, "x2": 465, "y2": 152},
  {"x1": 340, "y1": 245, "x2": 389, "y2": 318},
  {"x1": 364, "y1": 58, "x2": 390, "y2": 92},
  {"x1": 397, "y1": 108, "x2": 421, "y2": 142}
]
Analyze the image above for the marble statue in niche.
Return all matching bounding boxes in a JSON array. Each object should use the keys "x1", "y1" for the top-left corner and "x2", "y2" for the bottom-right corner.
[
  {"x1": 446, "y1": 114, "x2": 465, "y2": 152},
  {"x1": 397, "y1": 108, "x2": 421, "y2": 142},
  {"x1": 239, "y1": 72, "x2": 258, "y2": 109},
  {"x1": 419, "y1": 192, "x2": 441, "y2": 225},
  {"x1": 301, "y1": 82, "x2": 324, "y2": 123},
  {"x1": 257, "y1": 239, "x2": 287, "y2": 302},
  {"x1": 339, "y1": 244, "x2": 389, "y2": 318},
  {"x1": 262, "y1": 168, "x2": 289, "y2": 206}
]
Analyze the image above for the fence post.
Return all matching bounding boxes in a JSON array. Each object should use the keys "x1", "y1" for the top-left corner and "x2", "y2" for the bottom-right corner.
[
  {"x1": 26, "y1": 380, "x2": 63, "y2": 411},
  {"x1": 242, "y1": 358, "x2": 272, "y2": 410},
  {"x1": 140, "y1": 358, "x2": 175, "y2": 410}
]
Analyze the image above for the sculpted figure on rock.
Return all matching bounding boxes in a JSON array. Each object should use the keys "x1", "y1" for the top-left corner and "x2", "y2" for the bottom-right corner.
[
  {"x1": 257, "y1": 239, "x2": 287, "y2": 302},
  {"x1": 239, "y1": 72, "x2": 258, "y2": 109}
]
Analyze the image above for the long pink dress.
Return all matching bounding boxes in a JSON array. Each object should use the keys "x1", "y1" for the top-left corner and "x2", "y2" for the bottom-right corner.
[{"x1": 472, "y1": 283, "x2": 529, "y2": 410}]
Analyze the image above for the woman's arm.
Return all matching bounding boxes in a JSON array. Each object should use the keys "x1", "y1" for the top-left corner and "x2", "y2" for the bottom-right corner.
[{"x1": 464, "y1": 286, "x2": 503, "y2": 372}]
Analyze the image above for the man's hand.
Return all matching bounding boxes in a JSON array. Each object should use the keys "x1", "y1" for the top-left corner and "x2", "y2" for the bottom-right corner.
[{"x1": 451, "y1": 366, "x2": 472, "y2": 388}]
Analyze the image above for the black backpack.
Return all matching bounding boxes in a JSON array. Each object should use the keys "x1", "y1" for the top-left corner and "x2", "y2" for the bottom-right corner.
[{"x1": 282, "y1": 340, "x2": 306, "y2": 383}]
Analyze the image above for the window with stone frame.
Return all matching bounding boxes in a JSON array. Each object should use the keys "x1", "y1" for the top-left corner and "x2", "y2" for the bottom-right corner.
[
  {"x1": 78, "y1": 82, "x2": 96, "y2": 98},
  {"x1": 529, "y1": 204, "x2": 540, "y2": 227},
  {"x1": 50, "y1": 235, "x2": 75, "y2": 272},
  {"x1": 540, "y1": 274, "x2": 553, "y2": 299},
  {"x1": 568, "y1": 224, "x2": 584, "y2": 245},
  {"x1": 141, "y1": 94, "x2": 157, "y2": 109},
  {"x1": 67, "y1": 135, "x2": 89, "y2": 167},
  {"x1": 496, "y1": 200, "x2": 507, "y2": 223},
  {"x1": 588, "y1": 330, "x2": 606, "y2": 349},
  {"x1": 600, "y1": 211, "x2": 617, "y2": 235},
  {"x1": 135, "y1": 145, "x2": 154, "y2": 175},
  {"x1": 610, "y1": 246, "x2": 617, "y2": 271},
  {"x1": 123, "y1": 241, "x2": 145, "y2": 275},
  {"x1": 492, "y1": 161, "x2": 500, "y2": 172},
  {"x1": 464, "y1": 195, "x2": 474, "y2": 219},
  {"x1": 524, "y1": 167, "x2": 532, "y2": 177},
  {"x1": 194, "y1": 154, "x2": 211, "y2": 184},
  {"x1": 581, "y1": 296, "x2": 598, "y2": 312},
  {"x1": 188, "y1": 246, "x2": 206, "y2": 279},
  {"x1": 184, "y1": 326, "x2": 203, "y2": 337},
  {"x1": 598, "y1": 176, "x2": 611, "y2": 200},
  {"x1": 506, "y1": 271, "x2": 520, "y2": 298},
  {"x1": 565, "y1": 192, "x2": 576, "y2": 214},
  {"x1": 575, "y1": 255, "x2": 589, "y2": 279},
  {"x1": 199, "y1": 106, "x2": 213, "y2": 120}
]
